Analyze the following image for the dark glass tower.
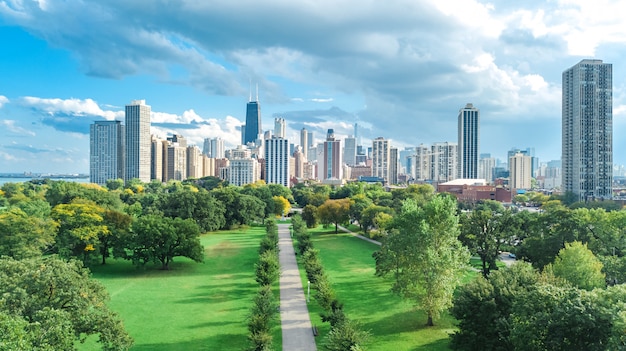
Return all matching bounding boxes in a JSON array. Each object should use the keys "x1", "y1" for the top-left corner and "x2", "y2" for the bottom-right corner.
[{"x1": 243, "y1": 101, "x2": 261, "y2": 145}]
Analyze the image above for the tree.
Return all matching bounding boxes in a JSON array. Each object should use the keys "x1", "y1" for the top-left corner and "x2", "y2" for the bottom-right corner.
[
  {"x1": 348, "y1": 194, "x2": 373, "y2": 230},
  {"x1": 255, "y1": 250, "x2": 280, "y2": 286},
  {"x1": 100, "y1": 209, "x2": 132, "y2": 264},
  {"x1": 360, "y1": 205, "x2": 394, "y2": 234},
  {"x1": 273, "y1": 195, "x2": 291, "y2": 217},
  {"x1": 460, "y1": 203, "x2": 515, "y2": 277},
  {"x1": 546, "y1": 241, "x2": 605, "y2": 290},
  {"x1": 374, "y1": 195, "x2": 469, "y2": 326},
  {"x1": 450, "y1": 263, "x2": 540, "y2": 351},
  {"x1": 302, "y1": 204, "x2": 319, "y2": 228},
  {"x1": 0, "y1": 256, "x2": 133, "y2": 350},
  {"x1": 323, "y1": 319, "x2": 370, "y2": 351},
  {"x1": 317, "y1": 198, "x2": 352, "y2": 233},
  {"x1": 129, "y1": 215, "x2": 204, "y2": 269},
  {"x1": 0, "y1": 207, "x2": 57, "y2": 259},
  {"x1": 158, "y1": 189, "x2": 226, "y2": 231},
  {"x1": 51, "y1": 199, "x2": 109, "y2": 264}
]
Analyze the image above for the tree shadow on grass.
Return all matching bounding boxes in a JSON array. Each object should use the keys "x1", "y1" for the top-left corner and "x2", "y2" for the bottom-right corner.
[
  {"x1": 363, "y1": 309, "x2": 426, "y2": 336},
  {"x1": 411, "y1": 338, "x2": 451, "y2": 351},
  {"x1": 131, "y1": 333, "x2": 247, "y2": 351}
]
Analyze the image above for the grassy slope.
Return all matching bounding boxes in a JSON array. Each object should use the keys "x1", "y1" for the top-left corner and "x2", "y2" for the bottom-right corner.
[
  {"x1": 81, "y1": 226, "x2": 282, "y2": 351},
  {"x1": 300, "y1": 227, "x2": 459, "y2": 351}
]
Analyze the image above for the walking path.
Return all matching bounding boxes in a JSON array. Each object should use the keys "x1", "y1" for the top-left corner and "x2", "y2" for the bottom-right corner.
[
  {"x1": 336, "y1": 224, "x2": 381, "y2": 246},
  {"x1": 278, "y1": 223, "x2": 317, "y2": 351}
]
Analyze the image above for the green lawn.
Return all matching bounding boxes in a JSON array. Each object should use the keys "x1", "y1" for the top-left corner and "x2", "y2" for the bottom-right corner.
[
  {"x1": 299, "y1": 227, "x2": 459, "y2": 351},
  {"x1": 81, "y1": 226, "x2": 282, "y2": 351}
]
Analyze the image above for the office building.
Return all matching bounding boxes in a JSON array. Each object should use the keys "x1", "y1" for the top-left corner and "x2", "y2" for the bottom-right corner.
[
  {"x1": 389, "y1": 147, "x2": 398, "y2": 184},
  {"x1": 243, "y1": 93, "x2": 261, "y2": 145},
  {"x1": 274, "y1": 118, "x2": 286, "y2": 139},
  {"x1": 265, "y1": 137, "x2": 290, "y2": 187},
  {"x1": 125, "y1": 100, "x2": 151, "y2": 182},
  {"x1": 458, "y1": 103, "x2": 480, "y2": 179},
  {"x1": 203, "y1": 137, "x2": 225, "y2": 158},
  {"x1": 343, "y1": 136, "x2": 357, "y2": 166},
  {"x1": 563, "y1": 59, "x2": 613, "y2": 200},
  {"x1": 229, "y1": 158, "x2": 258, "y2": 186},
  {"x1": 90, "y1": 121, "x2": 124, "y2": 185},
  {"x1": 300, "y1": 128, "x2": 308, "y2": 161}
]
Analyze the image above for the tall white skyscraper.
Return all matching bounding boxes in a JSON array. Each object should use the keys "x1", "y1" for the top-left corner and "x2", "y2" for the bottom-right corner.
[
  {"x1": 274, "y1": 118, "x2": 286, "y2": 139},
  {"x1": 479, "y1": 154, "x2": 496, "y2": 183},
  {"x1": 509, "y1": 152, "x2": 532, "y2": 190},
  {"x1": 372, "y1": 137, "x2": 390, "y2": 181},
  {"x1": 300, "y1": 128, "x2": 308, "y2": 161},
  {"x1": 458, "y1": 103, "x2": 480, "y2": 179},
  {"x1": 265, "y1": 137, "x2": 290, "y2": 187},
  {"x1": 125, "y1": 100, "x2": 151, "y2": 182},
  {"x1": 562, "y1": 59, "x2": 612, "y2": 200},
  {"x1": 90, "y1": 121, "x2": 124, "y2": 185},
  {"x1": 343, "y1": 136, "x2": 357, "y2": 166},
  {"x1": 432, "y1": 142, "x2": 458, "y2": 182},
  {"x1": 317, "y1": 129, "x2": 342, "y2": 180},
  {"x1": 203, "y1": 137, "x2": 225, "y2": 158}
]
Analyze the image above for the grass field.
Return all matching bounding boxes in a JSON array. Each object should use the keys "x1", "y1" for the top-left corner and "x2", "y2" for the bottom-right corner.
[
  {"x1": 81, "y1": 226, "x2": 282, "y2": 351},
  {"x1": 298, "y1": 227, "x2": 460, "y2": 351}
]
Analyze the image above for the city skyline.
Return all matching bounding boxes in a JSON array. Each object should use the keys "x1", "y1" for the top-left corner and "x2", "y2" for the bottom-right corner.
[{"x1": 1, "y1": 1, "x2": 626, "y2": 173}]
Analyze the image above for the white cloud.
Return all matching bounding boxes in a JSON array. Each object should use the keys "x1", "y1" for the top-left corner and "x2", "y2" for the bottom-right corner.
[
  {"x1": 21, "y1": 97, "x2": 123, "y2": 120},
  {"x1": 311, "y1": 98, "x2": 333, "y2": 103},
  {"x1": 0, "y1": 95, "x2": 8, "y2": 108},
  {"x1": 151, "y1": 109, "x2": 204, "y2": 124},
  {"x1": 0, "y1": 151, "x2": 18, "y2": 161},
  {"x1": 1, "y1": 120, "x2": 36, "y2": 136}
]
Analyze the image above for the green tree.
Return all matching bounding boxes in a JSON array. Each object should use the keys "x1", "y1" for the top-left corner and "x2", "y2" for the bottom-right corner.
[
  {"x1": 323, "y1": 319, "x2": 370, "y2": 351},
  {"x1": 349, "y1": 194, "x2": 373, "y2": 230},
  {"x1": 51, "y1": 199, "x2": 109, "y2": 264},
  {"x1": 317, "y1": 198, "x2": 352, "y2": 233},
  {"x1": 546, "y1": 241, "x2": 605, "y2": 290},
  {"x1": 302, "y1": 204, "x2": 318, "y2": 228},
  {"x1": 255, "y1": 250, "x2": 280, "y2": 286},
  {"x1": 0, "y1": 208, "x2": 57, "y2": 259},
  {"x1": 129, "y1": 215, "x2": 204, "y2": 269},
  {"x1": 374, "y1": 195, "x2": 469, "y2": 326},
  {"x1": 360, "y1": 205, "x2": 394, "y2": 234},
  {"x1": 247, "y1": 285, "x2": 278, "y2": 351},
  {"x1": 158, "y1": 189, "x2": 226, "y2": 231},
  {"x1": 100, "y1": 209, "x2": 132, "y2": 264},
  {"x1": 460, "y1": 203, "x2": 515, "y2": 277},
  {"x1": 0, "y1": 257, "x2": 133, "y2": 350}
]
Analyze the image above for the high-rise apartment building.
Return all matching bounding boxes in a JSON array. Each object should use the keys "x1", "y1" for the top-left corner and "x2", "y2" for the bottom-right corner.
[
  {"x1": 479, "y1": 154, "x2": 496, "y2": 183},
  {"x1": 90, "y1": 121, "x2": 125, "y2": 185},
  {"x1": 510, "y1": 153, "x2": 532, "y2": 190},
  {"x1": 150, "y1": 135, "x2": 166, "y2": 182},
  {"x1": 343, "y1": 136, "x2": 357, "y2": 166},
  {"x1": 203, "y1": 137, "x2": 225, "y2": 158},
  {"x1": 243, "y1": 96, "x2": 261, "y2": 145},
  {"x1": 317, "y1": 129, "x2": 342, "y2": 180},
  {"x1": 166, "y1": 143, "x2": 187, "y2": 181},
  {"x1": 372, "y1": 137, "x2": 390, "y2": 181},
  {"x1": 432, "y1": 142, "x2": 458, "y2": 182},
  {"x1": 389, "y1": 147, "x2": 398, "y2": 185},
  {"x1": 265, "y1": 137, "x2": 290, "y2": 187},
  {"x1": 562, "y1": 59, "x2": 612, "y2": 200},
  {"x1": 187, "y1": 146, "x2": 203, "y2": 179},
  {"x1": 125, "y1": 100, "x2": 151, "y2": 182},
  {"x1": 458, "y1": 103, "x2": 480, "y2": 179},
  {"x1": 412, "y1": 144, "x2": 431, "y2": 181}
]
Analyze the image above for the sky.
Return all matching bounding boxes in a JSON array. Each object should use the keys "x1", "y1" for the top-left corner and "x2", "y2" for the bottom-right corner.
[{"x1": 1, "y1": 0, "x2": 626, "y2": 174}]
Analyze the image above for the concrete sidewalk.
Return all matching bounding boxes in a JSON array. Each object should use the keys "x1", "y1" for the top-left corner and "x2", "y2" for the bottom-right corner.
[
  {"x1": 337, "y1": 224, "x2": 381, "y2": 246},
  {"x1": 278, "y1": 223, "x2": 317, "y2": 351}
]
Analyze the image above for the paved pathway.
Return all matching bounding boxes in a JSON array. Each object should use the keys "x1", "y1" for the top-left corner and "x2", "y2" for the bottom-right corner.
[
  {"x1": 278, "y1": 223, "x2": 317, "y2": 351},
  {"x1": 336, "y1": 224, "x2": 381, "y2": 246}
]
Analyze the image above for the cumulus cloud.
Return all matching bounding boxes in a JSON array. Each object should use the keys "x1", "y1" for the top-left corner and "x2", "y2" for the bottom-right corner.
[
  {"x1": 1, "y1": 120, "x2": 36, "y2": 136},
  {"x1": 0, "y1": 95, "x2": 8, "y2": 108},
  {"x1": 21, "y1": 97, "x2": 123, "y2": 120}
]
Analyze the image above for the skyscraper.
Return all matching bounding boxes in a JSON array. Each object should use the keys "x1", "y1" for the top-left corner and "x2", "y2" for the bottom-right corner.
[
  {"x1": 343, "y1": 136, "x2": 357, "y2": 166},
  {"x1": 317, "y1": 129, "x2": 342, "y2": 180},
  {"x1": 509, "y1": 153, "x2": 532, "y2": 190},
  {"x1": 562, "y1": 59, "x2": 612, "y2": 201},
  {"x1": 125, "y1": 100, "x2": 151, "y2": 182},
  {"x1": 243, "y1": 92, "x2": 261, "y2": 145},
  {"x1": 203, "y1": 137, "x2": 225, "y2": 158},
  {"x1": 300, "y1": 128, "x2": 308, "y2": 161},
  {"x1": 372, "y1": 137, "x2": 390, "y2": 181},
  {"x1": 274, "y1": 118, "x2": 286, "y2": 139},
  {"x1": 389, "y1": 147, "x2": 398, "y2": 185},
  {"x1": 458, "y1": 103, "x2": 480, "y2": 179},
  {"x1": 90, "y1": 120, "x2": 124, "y2": 184},
  {"x1": 265, "y1": 137, "x2": 290, "y2": 187},
  {"x1": 432, "y1": 142, "x2": 458, "y2": 182}
]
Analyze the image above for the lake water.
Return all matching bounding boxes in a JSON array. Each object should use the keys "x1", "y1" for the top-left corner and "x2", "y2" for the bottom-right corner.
[{"x1": 0, "y1": 177, "x2": 90, "y2": 187}]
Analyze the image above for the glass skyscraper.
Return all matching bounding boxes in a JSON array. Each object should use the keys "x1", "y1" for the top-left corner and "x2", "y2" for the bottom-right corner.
[
  {"x1": 562, "y1": 59, "x2": 612, "y2": 201},
  {"x1": 243, "y1": 100, "x2": 261, "y2": 145},
  {"x1": 90, "y1": 120, "x2": 124, "y2": 185}
]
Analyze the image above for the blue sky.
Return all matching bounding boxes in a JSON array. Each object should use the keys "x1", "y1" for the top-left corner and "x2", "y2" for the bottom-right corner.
[{"x1": 1, "y1": 0, "x2": 625, "y2": 174}]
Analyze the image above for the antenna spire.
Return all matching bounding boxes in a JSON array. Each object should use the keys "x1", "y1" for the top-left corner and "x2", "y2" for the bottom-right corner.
[
  {"x1": 248, "y1": 78, "x2": 252, "y2": 102},
  {"x1": 256, "y1": 83, "x2": 259, "y2": 102}
]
